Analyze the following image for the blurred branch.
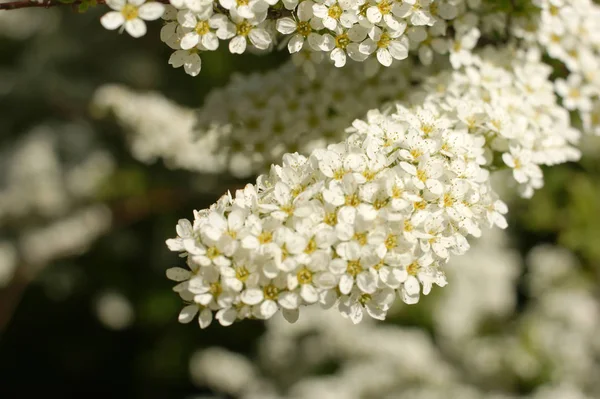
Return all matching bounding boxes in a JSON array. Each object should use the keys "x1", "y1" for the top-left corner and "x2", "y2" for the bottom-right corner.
[
  {"x1": 0, "y1": 0, "x2": 168, "y2": 10},
  {"x1": 0, "y1": 266, "x2": 32, "y2": 334},
  {"x1": 0, "y1": 0, "x2": 101, "y2": 10}
]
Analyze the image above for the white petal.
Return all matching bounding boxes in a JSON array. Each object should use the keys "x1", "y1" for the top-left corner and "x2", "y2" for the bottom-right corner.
[
  {"x1": 201, "y1": 32, "x2": 219, "y2": 51},
  {"x1": 241, "y1": 288, "x2": 264, "y2": 305},
  {"x1": 100, "y1": 12, "x2": 125, "y2": 30},
  {"x1": 388, "y1": 40, "x2": 409, "y2": 60},
  {"x1": 357, "y1": 272, "x2": 377, "y2": 294},
  {"x1": 105, "y1": 0, "x2": 125, "y2": 10},
  {"x1": 249, "y1": 28, "x2": 271, "y2": 50},
  {"x1": 276, "y1": 17, "x2": 297, "y2": 34},
  {"x1": 339, "y1": 274, "x2": 354, "y2": 295},
  {"x1": 138, "y1": 2, "x2": 165, "y2": 20},
  {"x1": 229, "y1": 35, "x2": 247, "y2": 54},
  {"x1": 124, "y1": 19, "x2": 147, "y2": 38},
  {"x1": 198, "y1": 308, "x2": 213, "y2": 328},
  {"x1": 300, "y1": 284, "x2": 319, "y2": 303},
  {"x1": 178, "y1": 305, "x2": 199, "y2": 323},
  {"x1": 184, "y1": 53, "x2": 202, "y2": 76},
  {"x1": 278, "y1": 291, "x2": 300, "y2": 310},
  {"x1": 404, "y1": 275, "x2": 420, "y2": 295},
  {"x1": 216, "y1": 308, "x2": 237, "y2": 326},
  {"x1": 288, "y1": 34, "x2": 304, "y2": 53},
  {"x1": 282, "y1": 308, "x2": 299, "y2": 323},
  {"x1": 377, "y1": 48, "x2": 393, "y2": 67},
  {"x1": 166, "y1": 267, "x2": 191, "y2": 282},
  {"x1": 180, "y1": 32, "x2": 200, "y2": 50},
  {"x1": 169, "y1": 50, "x2": 186, "y2": 68},
  {"x1": 258, "y1": 300, "x2": 278, "y2": 319}
]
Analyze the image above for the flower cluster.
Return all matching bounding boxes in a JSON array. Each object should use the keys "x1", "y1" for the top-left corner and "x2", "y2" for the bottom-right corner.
[
  {"x1": 92, "y1": 59, "x2": 419, "y2": 177},
  {"x1": 166, "y1": 45, "x2": 582, "y2": 328},
  {"x1": 99, "y1": 0, "x2": 500, "y2": 76},
  {"x1": 419, "y1": 46, "x2": 581, "y2": 197},
  {"x1": 527, "y1": 0, "x2": 600, "y2": 136},
  {"x1": 188, "y1": 236, "x2": 600, "y2": 399},
  {"x1": 167, "y1": 108, "x2": 503, "y2": 328}
]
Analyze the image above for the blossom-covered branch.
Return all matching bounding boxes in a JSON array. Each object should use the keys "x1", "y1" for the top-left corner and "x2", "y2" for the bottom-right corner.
[{"x1": 165, "y1": 46, "x2": 580, "y2": 328}]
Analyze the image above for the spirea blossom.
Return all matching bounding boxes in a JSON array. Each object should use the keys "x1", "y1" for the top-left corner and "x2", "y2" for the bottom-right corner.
[
  {"x1": 526, "y1": 0, "x2": 600, "y2": 136},
  {"x1": 165, "y1": 45, "x2": 581, "y2": 328},
  {"x1": 98, "y1": 0, "x2": 495, "y2": 76},
  {"x1": 100, "y1": 0, "x2": 165, "y2": 38}
]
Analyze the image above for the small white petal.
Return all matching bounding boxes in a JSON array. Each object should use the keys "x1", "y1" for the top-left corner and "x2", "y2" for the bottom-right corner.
[
  {"x1": 138, "y1": 2, "x2": 165, "y2": 20},
  {"x1": 100, "y1": 12, "x2": 125, "y2": 30},
  {"x1": 166, "y1": 267, "x2": 191, "y2": 282},
  {"x1": 124, "y1": 19, "x2": 147, "y2": 38},
  {"x1": 178, "y1": 305, "x2": 199, "y2": 323}
]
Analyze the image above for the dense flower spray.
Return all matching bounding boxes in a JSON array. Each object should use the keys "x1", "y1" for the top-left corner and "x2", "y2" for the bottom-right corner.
[
  {"x1": 165, "y1": 46, "x2": 580, "y2": 328},
  {"x1": 88, "y1": 0, "x2": 600, "y2": 327}
]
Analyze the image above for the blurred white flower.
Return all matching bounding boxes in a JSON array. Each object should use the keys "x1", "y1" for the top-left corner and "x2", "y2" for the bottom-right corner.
[
  {"x1": 95, "y1": 291, "x2": 135, "y2": 330},
  {"x1": 100, "y1": 0, "x2": 165, "y2": 38}
]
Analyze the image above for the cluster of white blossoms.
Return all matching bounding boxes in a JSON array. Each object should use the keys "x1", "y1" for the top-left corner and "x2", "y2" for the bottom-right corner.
[
  {"x1": 99, "y1": 0, "x2": 497, "y2": 76},
  {"x1": 164, "y1": 43, "x2": 582, "y2": 328},
  {"x1": 92, "y1": 59, "x2": 417, "y2": 177},
  {"x1": 525, "y1": 0, "x2": 600, "y2": 136},
  {"x1": 188, "y1": 235, "x2": 600, "y2": 399},
  {"x1": 0, "y1": 125, "x2": 114, "y2": 286}
]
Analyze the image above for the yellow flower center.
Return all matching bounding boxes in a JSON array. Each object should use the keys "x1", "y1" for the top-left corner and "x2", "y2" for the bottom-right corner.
[
  {"x1": 195, "y1": 20, "x2": 211, "y2": 35},
  {"x1": 206, "y1": 246, "x2": 220, "y2": 259},
  {"x1": 443, "y1": 193, "x2": 455, "y2": 207},
  {"x1": 362, "y1": 169, "x2": 377, "y2": 181},
  {"x1": 354, "y1": 232, "x2": 368, "y2": 246},
  {"x1": 297, "y1": 267, "x2": 313, "y2": 284},
  {"x1": 258, "y1": 231, "x2": 273, "y2": 244},
  {"x1": 324, "y1": 212, "x2": 338, "y2": 226},
  {"x1": 335, "y1": 33, "x2": 350, "y2": 49},
  {"x1": 297, "y1": 21, "x2": 312, "y2": 37},
  {"x1": 328, "y1": 4, "x2": 343, "y2": 19},
  {"x1": 378, "y1": 0, "x2": 392, "y2": 14},
  {"x1": 304, "y1": 238, "x2": 317, "y2": 254},
  {"x1": 377, "y1": 32, "x2": 392, "y2": 49},
  {"x1": 209, "y1": 282, "x2": 222, "y2": 297},
  {"x1": 410, "y1": 148, "x2": 423, "y2": 159},
  {"x1": 414, "y1": 201, "x2": 427, "y2": 211},
  {"x1": 385, "y1": 234, "x2": 397, "y2": 249},
  {"x1": 235, "y1": 266, "x2": 250, "y2": 282},
  {"x1": 236, "y1": 20, "x2": 253, "y2": 36},
  {"x1": 347, "y1": 260, "x2": 363, "y2": 276},
  {"x1": 333, "y1": 168, "x2": 346, "y2": 180},
  {"x1": 407, "y1": 262, "x2": 419, "y2": 276},
  {"x1": 263, "y1": 284, "x2": 279, "y2": 300},
  {"x1": 121, "y1": 4, "x2": 138, "y2": 21},
  {"x1": 345, "y1": 193, "x2": 360, "y2": 207},
  {"x1": 359, "y1": 293, "x2": 371, "y2": 306}
]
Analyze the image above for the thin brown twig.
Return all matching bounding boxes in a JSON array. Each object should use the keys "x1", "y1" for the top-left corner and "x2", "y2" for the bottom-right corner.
[
  {"x1": 0, "y1": 0, "x2": 168, "y2": 11},
  {"x1": 0, "y1": 0, "x2": 102, "y2": 10}
]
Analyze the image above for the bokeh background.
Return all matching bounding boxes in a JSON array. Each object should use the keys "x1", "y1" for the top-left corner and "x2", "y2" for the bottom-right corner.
[{"x1": 1, "y1": 5, "x2": 600, "y2": 399}]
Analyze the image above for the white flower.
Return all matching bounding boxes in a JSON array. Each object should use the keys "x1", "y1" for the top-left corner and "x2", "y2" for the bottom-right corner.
[
  {"x1": 554, "y1": 74, "x2": 594, "y2": 112},
  {"x1": 169, "y1": 48, "x2": 203, "y2": 77},
  {"x1": 449, "y1": 28, "x2": 480, "y2": 69},
  {"x1": 312, "y1": 0, "x2": 359, "y2": 31},
  {"x1": 276, "y1": 1, "x2": 322, "y2": 54},
  {"x1": 178, "y1": 9, "x2": 221, "y2": 51},
  {"x1": 100, "y1": 0, "x2": 165, "y2": 38},
  {"x1": 224, "y1": 10, "x2": 272, "y2": 54},
  {"x1": 502, "y1": 146, "x2": 543, "y2": 185},
  {"x1": 317, "y1": 25, "x2": 368, "y2": 67},
  {"x1": 359, "y1": 27, "x2": 409, "y2": 67}
]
